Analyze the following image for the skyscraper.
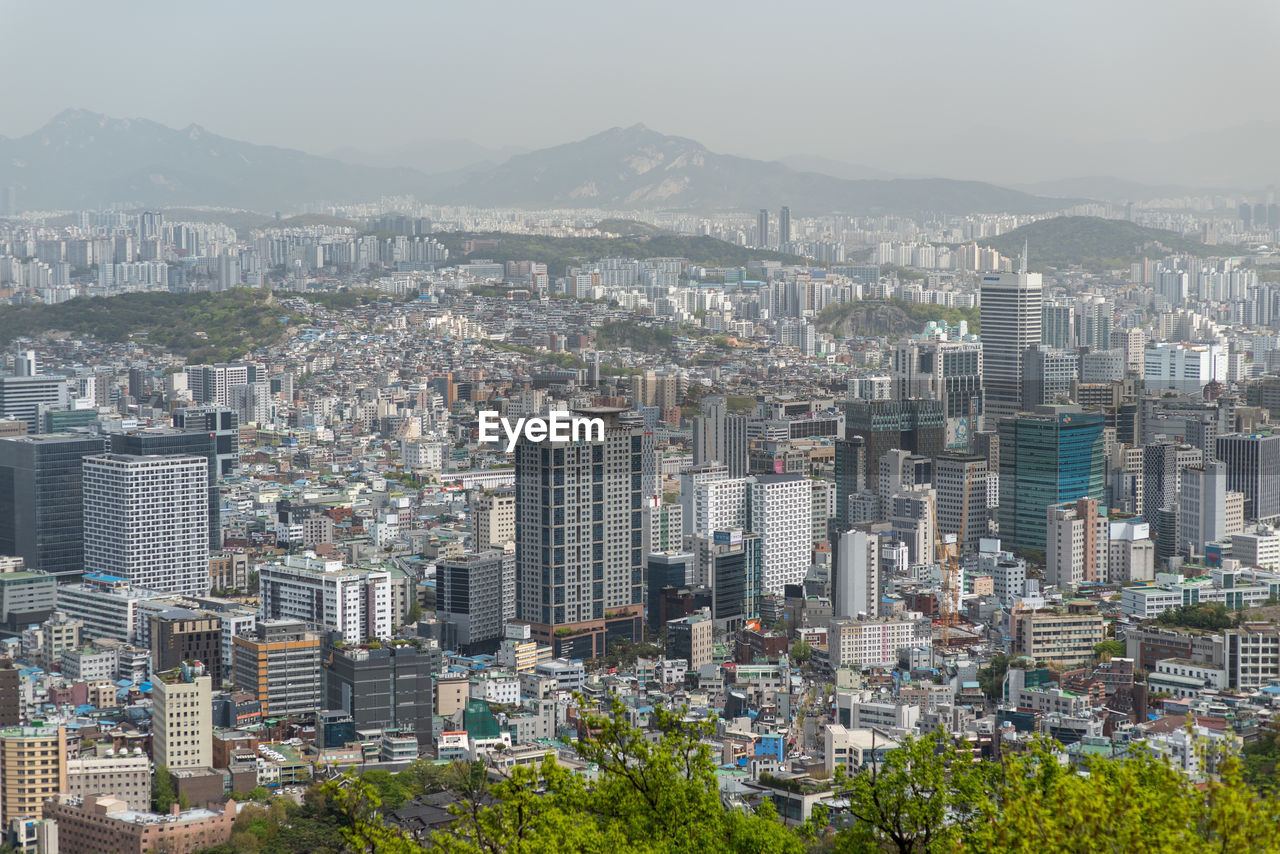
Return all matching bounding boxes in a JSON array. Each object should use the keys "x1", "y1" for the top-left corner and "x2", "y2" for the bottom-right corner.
[
  {"x1": 997, "y1": 407, "x2": 1106, "y2": 551},
  {"x1": 0, "y1": 434, "x2": 110, "y2": 578},
  {"x1": 757, "y1": 209, "x2": 769, "y2": 249},
  {"x1": 778, "y1": 206, "x2": 792, "y2": 246},
  {"x1": 891, "y1": 337, "x2": 983, "y2": 449},
  {"x1": 111, "y1": 427, "x2": 221, "y2": 548},
  {"x1": 934, "y1": 453, "x2": 989, "y2": 550},
  {"x1": 436, "y1": 549, "x2": 516, "y2": 654},
  {"x1": 832, "y1": 528, "x2": 879, "y2": 618},
  {"x1": 748, "y1": 474, "x2": 812, "y2": 593},
  {"x1": 980, "y1": 255, "x2": 1043, "y2": 420},
  {"x1": 1180, "y1": 461, "x2": 1227, "y2": 557},
  {"x1": 514, "y1": 407, "x2": 644, "y2": 658},
  {"x1": 82, "y1": 454, "x2": 210, "y2": 596},
  {"x1": 1216, "y1": 433, "x2": 1280, "y2": 523},
  {"x1": 834, "y1": 436, "x2": 867, "y2": 526},
  {"x1": 692, "y1": 396, "x2": 748, "y2": 477},
  {"x1": 844, "y1": 398, "x2": 945, "y2": 490}
]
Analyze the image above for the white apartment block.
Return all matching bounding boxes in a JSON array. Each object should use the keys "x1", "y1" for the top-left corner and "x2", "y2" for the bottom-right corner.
[
  {"x1": 257, "y1": 552, "x2": 392, "y2": 643},
  {"x1": 82, "y1": 454, "x2": 210, "y2": 597},
  {"x1": 828, "y1": 618, "x2": 923, "y2": 670},
  {"x1": 689, "y1": 477, "x2": 749, "y2": 537},
  {"x1": 749, "y1": 474, "x2": 812, "y2": 593}
]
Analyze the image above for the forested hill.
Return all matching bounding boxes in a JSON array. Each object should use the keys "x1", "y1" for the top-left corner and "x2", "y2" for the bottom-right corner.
[{"x1": 0, "y1": 289, "x2": 294, "y2": 364}]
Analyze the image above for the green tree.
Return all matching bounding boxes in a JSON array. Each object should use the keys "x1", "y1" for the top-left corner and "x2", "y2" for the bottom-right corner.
[
  {"x1": 790, "y1": 640, "x2": 812, "y2": 664},
  {"x1": 835, "y1": 730, "x2": 994, "y2": 854},
  {"x1": 152, "y1": 763, "x2": 177, "y2": 813},
  {"x1": 1093, "y1": 639, "x2": 1125, "y2": 659}
]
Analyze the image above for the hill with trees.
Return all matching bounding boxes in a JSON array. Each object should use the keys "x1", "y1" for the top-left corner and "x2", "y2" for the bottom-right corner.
[
  {"x1": 0, "y1": 288, "x2": 294, "y2": 363},
  {"x1": 817, "y1": 298, "x2": 979, "y2": 338},
  {"x1": 434, "y1": 231, "x2": 804, "y2": 276},
  {"x1": 979, "y1": 216, "x2": 1228, "y2": 271}
]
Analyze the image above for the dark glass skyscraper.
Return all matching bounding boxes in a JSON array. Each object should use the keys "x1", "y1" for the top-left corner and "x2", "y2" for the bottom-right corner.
[
  {"x1": 0, "y1": 434, "x2": 110, "y2": 578},
  {"x1": 997, "y1": 408, "x2": 1106, "y2": 551}
]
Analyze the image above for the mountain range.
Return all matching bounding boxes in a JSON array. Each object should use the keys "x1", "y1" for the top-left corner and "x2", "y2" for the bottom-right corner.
[{"x1": 2, "y1": 111, "x2": 1068, "y2": 214}]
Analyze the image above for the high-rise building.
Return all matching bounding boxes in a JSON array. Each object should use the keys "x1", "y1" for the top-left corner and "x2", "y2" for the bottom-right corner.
[
  {"x1": 1041, "y1": 301, "x2": 1076, "y2": 349},
  {"x1": 0, "y1": 435, "x2": 110, "y2": 578},
  {"x1": 436, "y1": 549, "x2": 516, "y2": 654},
  {"x1": 645, "y1": 551, "x2": 694, "y2": 630},
  {"x1": 324, "y1": 641, "x2": 437, "y2": 747},
  {"x1": 257, "y1": 554, "x2": 392, "y2": 644},
  {"x1": 980, "y1": 262, "x2": 1043, "y2": 420},
  {"x1": 1180, "y1": 461, "x2": 1227, "y2": 557},
  {"x1": 171, "y1": 406, "x2": 239, "y2": 478},
  {"x1": 934, "y1": 454, "x2": 989, "y2": 550},
  {"x1": 834, "y1": 436, "x2": 867, "y2": 526},
  {"x1": 778, "y1": 206, "x2": 792, "y2": 247},
  {"x1": 692, "y1": 396, "x2": 748, "y2": 477},
  {"x1": 231, "y1": 620, "x2": 322, "y2": 717},
  {"x1": 686, "y1": 476, "x2": 750, "y2": 537},
  {"x1": 1142, "y1": 442, "x2": 1181, "y2": 526},
  {"x1": 891, "y1": 338, "x2": 983, "y2": 449},
  {"x1": 150, "y1": 610, "x2": 224, "y2": 688},
  {"x1": 1021, "y1": 346, "x2": 1078, "y2": 408},
  {"x1": 0, "y1": 725, "x2": 66, "y2": 823},
  {"x1": 1144, "y1": 343, "x2": 1227, "y2": 394},
  {"x1": 749, "y1": 474, "x2": 812, "y2": 593},
  {"x1": 832, "y1": 528, "x2": 880, "y2": 618},
  {"x1": 82, "y1": 454, "x2": 209, "y2": 596},
  {"x1": 514, "y1": 407, "x2": 645, "y2": 657},
  {"x1": 757, "y1": 209, "x2": 769, "y2": 249},
  {"x1": 152, "y1": 664, "x2": 212, "y2": 771},
  {"x1": 0, "y1": 375, "x2": 69, "y2": 432},
  {"x1": 1216, "y1": 433, "x2": 1280, "y2": 523},
  {"x1": 998, "y1": 407, "x2": 1106, "y2": 551},
  {"x1": 184, "y1": 363, "x2": 260, "y2": 408},
  {"x1": 471, "y1": 488, "x2": 515, "y2": 551},
  {"x1": 1045, "y1": 497, "x2": 1108, "y2": 589},
  {"x1": 844, "y1": 398, "x2": 945, "y2": 489},
  {"x1": 111, "y1": 428, "x2": 221, "y2": 548}
]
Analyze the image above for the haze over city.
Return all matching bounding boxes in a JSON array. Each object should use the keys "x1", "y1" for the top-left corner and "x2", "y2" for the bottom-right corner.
[{"x1": 3, "y1": 0, "x2": 1280, "y2": 187}]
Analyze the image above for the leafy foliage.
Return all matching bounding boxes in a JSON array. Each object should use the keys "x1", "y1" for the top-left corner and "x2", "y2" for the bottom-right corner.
[
  {"x1": 152, "y1": 763, "x2": 177, "y2": 813},
  {"x1": 1094, "y1": 639, "x2": 1126, "y2": 659},
  {"x1": 979, "y1": 215, "x2": 1224, "y2": 272},
  {"x1": 1155, "y1": 602, "x2": 1236, "y2": 631},
  {"x1": 595, "y1": 321, "x2": 676, "y2": 354},
  {"x1": 0, "y1": 288, "x2": 294, "y2": 363},
  {"x1": 434, "y1": 232, "x2": 804, "y2": 276}
]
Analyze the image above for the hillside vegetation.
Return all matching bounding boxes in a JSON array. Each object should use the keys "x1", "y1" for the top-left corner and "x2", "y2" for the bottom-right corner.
[
  {"x1": 817, "y1": 298, "x2": 979, "y2": 337},
  {"x1": 980, "y1": 216, "x2": 1229, "y2": 271},
  {"x1": 0, "y1": 288, "x2": 294, "y2": 363},
  {"x1": 434, "y1": 231, "x2": 804, "y2": 276}
]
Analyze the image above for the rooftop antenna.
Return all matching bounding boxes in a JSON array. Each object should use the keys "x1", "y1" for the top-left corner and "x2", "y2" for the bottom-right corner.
[{"x1": 1019, "y1": 240, "x2": 1028, "y2": 275}]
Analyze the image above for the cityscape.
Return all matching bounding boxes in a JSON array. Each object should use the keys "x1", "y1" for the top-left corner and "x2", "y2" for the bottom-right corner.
[{"x1": 0, "y1": 3, "x2": 1279, "y2": 853}]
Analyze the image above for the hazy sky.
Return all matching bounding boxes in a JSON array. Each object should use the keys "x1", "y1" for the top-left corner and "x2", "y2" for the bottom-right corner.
[{"x1": 3, "y1": 0, "x2": 1278, "y2": 184}]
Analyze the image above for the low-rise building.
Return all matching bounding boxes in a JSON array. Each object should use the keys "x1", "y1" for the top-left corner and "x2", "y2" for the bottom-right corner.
[{"x1": 45, "y1": 794, "x2": 236, "y2": 854}]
